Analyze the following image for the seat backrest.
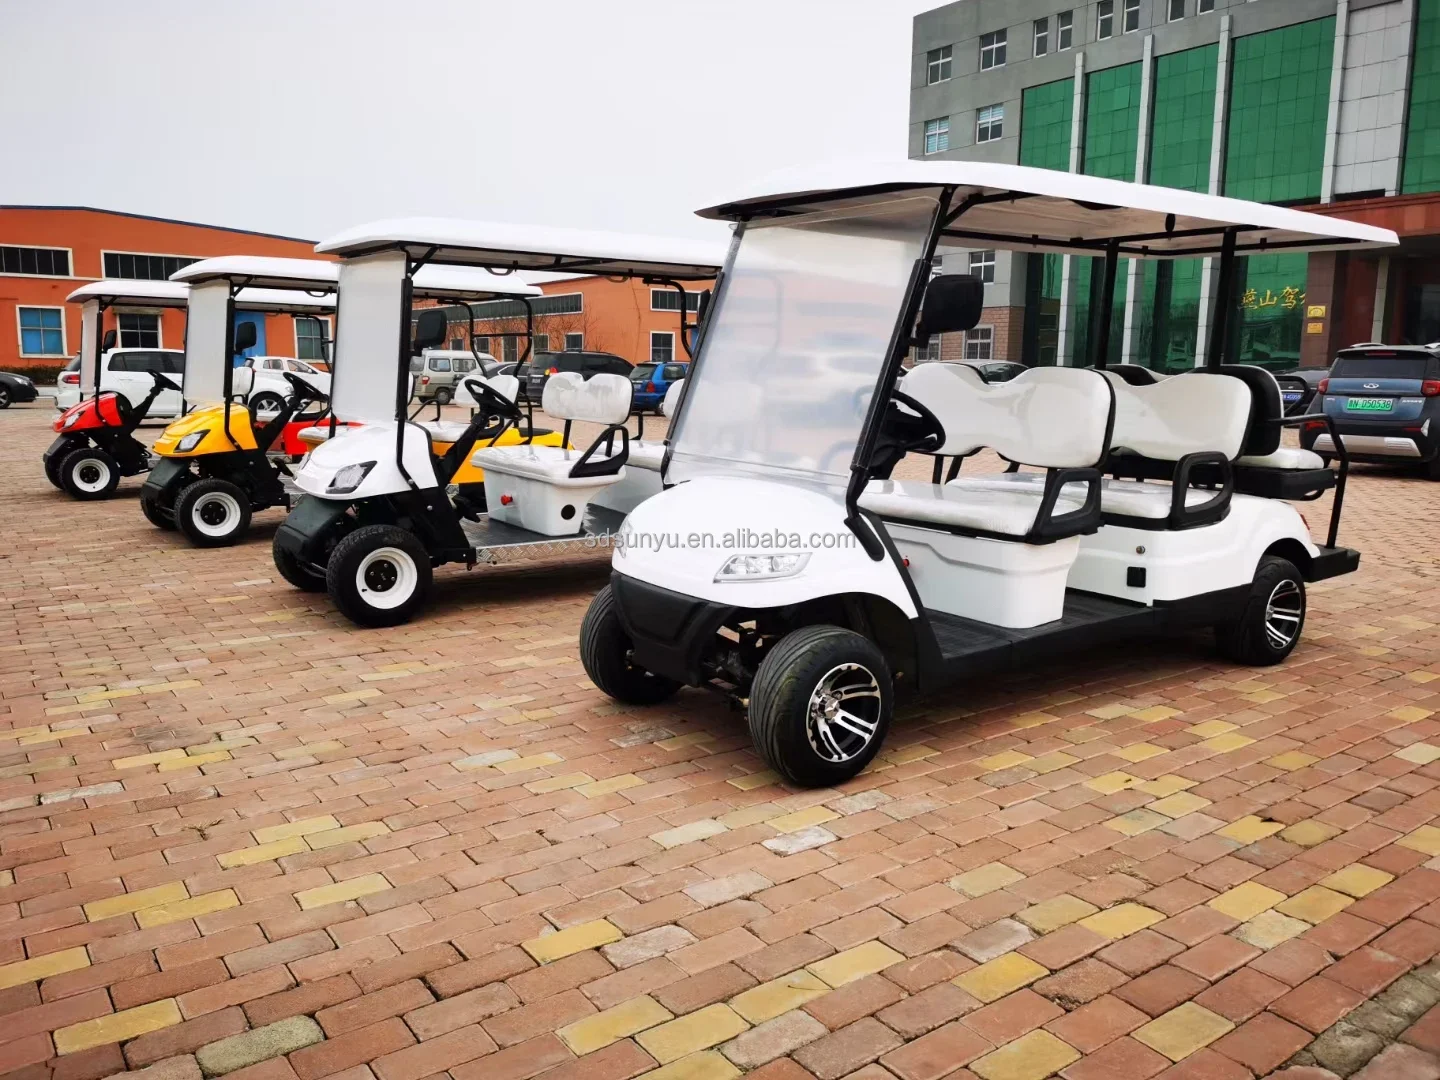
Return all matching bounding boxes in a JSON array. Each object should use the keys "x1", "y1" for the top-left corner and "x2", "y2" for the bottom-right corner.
[
  {"x1": 456, "y1": 373, "x2": 520, "y2": 408},
  {"x1": 900, "y1": 362, "x2": 1114, "y2": 469},
  {"x1": 542, "y1": 371, "x2": 633, "y2": 425},
  {"x1": 1102, "y1": 370, "x2": 1251, "y2": 462},
  {"x1": 1214, "y1": 364, "x2": 1284, "y2": 457},
  {"x1": 230, "y1": 366, "x2": 255, "y2": 400},
  {"x1": 661, "y1": 379, "x2": 685, "y2": 418},
  {"x1": 1107, "y1": 364, "x2": 1165, "y2": 386}
]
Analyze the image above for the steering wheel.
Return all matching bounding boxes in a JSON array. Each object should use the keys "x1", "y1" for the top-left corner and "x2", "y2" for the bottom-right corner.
[
  {"x1": 149, "y1": 370, "x2": 182, "y2": 393},
  {"x1": 463, "y1": 378, "x2": 522, "y2": 423},
  {"x1": 282, "y1": 371, "x2": 328, "y2": 403},
  {"x1": 891, "y1": 388, "x2": 944, "y2": 454}
]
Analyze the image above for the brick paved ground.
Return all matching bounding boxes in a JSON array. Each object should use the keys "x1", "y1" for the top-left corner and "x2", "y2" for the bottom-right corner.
[{"x1": 0, "y1": 401, "x2": 1438, "y2": 1080}]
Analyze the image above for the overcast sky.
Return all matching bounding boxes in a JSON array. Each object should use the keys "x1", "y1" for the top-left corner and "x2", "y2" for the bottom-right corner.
[{"x1": 1, "y1": 1, "x2": 932, "y2": 248}]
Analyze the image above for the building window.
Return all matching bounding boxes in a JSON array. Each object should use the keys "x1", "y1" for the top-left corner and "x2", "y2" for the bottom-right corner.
[
  {"x1": 912, "y1": 337, "x2": 942, "y2": 364},
  {"x1": 969, "y1": 250, "x2": 997, "y2": 283},
  {"x1": 503, "y1": 337, "x2": 518, "y2": 363},
  {"x1": 471, "y1": 292, "x2": 582, "y2": 319},
  {"x1": 102, "y1": 252, "x2": 198, "y2": 281},
  {"x1": 1, "y1": 246, "x2": 71, "y2": 277},
  {"x1": 117, "y1": 313, "x2": 160, "y2": 349},
  {"x1": 1169, "y1": 0, "x2": 1185, "y2": 20},
  {"x1": 651, "y1": 331, "x2": 675, "y2": 364},
  {"x1": 564, "y1": 332, "x2": 584, "y2": 351},
  {"x1": 650, "y1": 288, "x2": 703, "y2": 311},
  {"x1": 1098, "y1": 0, "x2": 1114, "y2": 39},
  {"x1": 18, "y1": 307, "x2": 65, "y2": 355},
  {"x1": 1057, "y1": 11, "x2": 1073, "y2": 49},
  {"x1": 1124, "y1": 0, "x2": 1140, "y2": 32},
  {"x1": 976, "y1": 105, "x2": 1004, "y2": 143},
  {"x1": 1034, "y1": 18, "x2": 1049, "y2": 57},
  {"x1": 964, "y1": 326, "x2": 994, "y2": 361},
  {"x1": 926, "y1": 45, "x2": 952, "y2": 84},
  {"x1": 979, "y1": 29, "x2": 1007, "y2": 70},
  {"x1": 924, "y1": 116, "x2": 950, "y2": 154},
  {"x1": 1198, "y1": 0, "x2": 1214, "y2": 10},
  {"x1": 295, "y1": 316, "x2": 328, "y2": 362},
  {"x1": 474, "y1": 336, "x2": 490, "y2": 355},
  {"x1": 534, "y1": 333, "x2": 550, "y2": 353}
]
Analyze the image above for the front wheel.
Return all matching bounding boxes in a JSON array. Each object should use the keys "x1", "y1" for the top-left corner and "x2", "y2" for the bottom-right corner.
[
  {"x1": 0, "y1": 387, "x2": 10, "y2": 408},
  {"x1": 175, "y1": 478, "x2": 252, "y2": 547},
  {"x1": 327, "y1": 524, "x2": 432, "y2": 627},
  {"x1": 749, "y1": 625, "x2": 893, "y2": 787},
  {"x1": 580, "y1": 586, "x2": 681, "y2": 705},
  {"x1": 59, "y1": 446, "x2": 120, "y2": 500},
  {"x1": 1216, "y1": 556, "x2": 1307, "y2": 666}
]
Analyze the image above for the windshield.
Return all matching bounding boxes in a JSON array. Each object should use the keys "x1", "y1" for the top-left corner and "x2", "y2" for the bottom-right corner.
[
  {"x1": 631, "y1": 363, "x2": 658, "y2": 382},
  {"x1": 667, "y1": 195, "x2": 938, "y2": 490}
]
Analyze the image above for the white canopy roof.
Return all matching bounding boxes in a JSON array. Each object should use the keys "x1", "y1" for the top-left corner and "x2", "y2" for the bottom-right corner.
[
  {"x1": 233, "y1": 287, "x2": 335, "y2": 313},
  {"x1": 172, "y1": 256, "x2": 339, "y2": 291},
  {"x1": 409, "y1": 265, "x2": 541, "y2": 301},
  {"x1": 699, "y1": 160, "x2": 1399, "y2": 258},
  {"x1": 66, "y1": 280, "x2": 189, "y2": 307},
  {"x1": 316, "y1": 218, "x2": 725, "y2": 280}
]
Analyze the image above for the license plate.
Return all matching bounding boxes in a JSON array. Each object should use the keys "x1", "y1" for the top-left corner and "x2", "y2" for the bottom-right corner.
[
  {"x1": 1346, "y1": 397, "x2": 1393, "y2": 412},
  {"x1": 1282, "y1": 392, "x2": 1302, "y2": 404}
]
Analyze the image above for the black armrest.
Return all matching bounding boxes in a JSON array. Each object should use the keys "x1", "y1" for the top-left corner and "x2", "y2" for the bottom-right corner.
[
  {"x1": 1285, "y1": 412, "x2": 1349, "y2": 548},
  {"x1": 1027, "y1": 466, "x2": 1102, "y2": 542},
  {"x1": 569, "y1": 424, "x2": 629, "y2": 479},
  {"x1": 1169, "y1": 451, "x2": 1232, "y2": 529}
]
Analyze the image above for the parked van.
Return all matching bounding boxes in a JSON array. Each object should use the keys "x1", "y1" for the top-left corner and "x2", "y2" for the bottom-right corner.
[{"x1": 409, "y1": 349, "x2": 498, "y2": 404}]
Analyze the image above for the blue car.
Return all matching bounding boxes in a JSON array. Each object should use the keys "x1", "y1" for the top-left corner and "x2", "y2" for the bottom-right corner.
[{"x1": 630, "y1": 360, "x2": 689, "y2": 412}]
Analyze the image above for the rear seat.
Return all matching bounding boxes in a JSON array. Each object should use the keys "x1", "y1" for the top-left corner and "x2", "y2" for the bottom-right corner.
[{"x1": 629, "y1": 379, "x2": 684, "y2": 473}]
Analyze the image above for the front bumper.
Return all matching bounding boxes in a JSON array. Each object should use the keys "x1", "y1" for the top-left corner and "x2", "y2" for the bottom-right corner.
[{"x1": 611, "y1": 571, "x2": 735, "y2": 686}]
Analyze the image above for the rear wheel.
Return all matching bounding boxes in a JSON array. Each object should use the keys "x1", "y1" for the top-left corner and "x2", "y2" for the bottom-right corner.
[
  {"x1": 327, "y1": 524, "x2": 432, "y2": 627},
  {"x1": 580, "y1": 586, "x2": 681, "y2": 705},
  {"x1": 59, "y1": 446, "x2": 120, "y2": 500},
  {"x1": 749, "y1": 625, "x2": 892, "y2": 787},
  {"x1": 433, "y1": 386, "x2": 453, "y2": 406},
  {"x1": 1425, "y1": 457, "x2": 1440, "y2": 481},
  {"x1": 249, "y1": 391, "x2": 286, "y2": 417},
  {"x1": 140, "y1": 488, "x2": 176, "y2": 529},
  {"x1": 0, "y1": 387, "x2": 10, "y2": 408},
  {"x1": 175, "y1": 478, "x2": 252, "y2": 547},
  {"x1": 272, "y1": 532, "x2": 329, "y2": 591},
  {"x1": 1216, "y1": 556, "x2": 1307, "y2": 666}
]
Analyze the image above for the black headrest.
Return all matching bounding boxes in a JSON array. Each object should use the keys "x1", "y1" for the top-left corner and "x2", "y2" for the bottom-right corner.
[
  {"x1": 1107, "y1": 364, "x2": 1163, "y2": 386},
  {"x1": 1217, "y1": 364, "x2": 1283, "y2": 456}
]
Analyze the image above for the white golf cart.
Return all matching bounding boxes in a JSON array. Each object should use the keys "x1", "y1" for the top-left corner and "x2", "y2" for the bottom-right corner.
[
  {"x1": 272, "y1": 220, "x2": 722, "y2": 626},
  {"x1": 580, "y1": 161, "x2": 1397, "y2": 787}
]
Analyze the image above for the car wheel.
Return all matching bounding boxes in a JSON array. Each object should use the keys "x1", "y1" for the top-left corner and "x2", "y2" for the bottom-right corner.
[
  {"x1": 0, "y1": 387, "x2": 10, "y2": 409},
  {"x1": 1216, "y1": 556, "x2": 1307, "y2": 666},
  {"x1": 580, "y1": 586, "x2": 681, "y2": 705},
  {"x1": 249, "y1": 391, "x2": 286, "y2": 417},
  {"x1": 1426, "y1": 457, "x2": 1440, "y2": 482},
  {"x1": 327, "y1": 524, "x2": 432, "y2": 627},
  {"x1": 433, "y1": 387, "x2": 452, "y2": 406},
  {"x1": 175, "y1": 477, "x2": 253, "y2": 547},
  {"x1": 272, "y1": 531, "x2": 329, "y2": 592},
  {"x1": 748, "y1": 625, "x2": 893, "y2": 788},
  {"x1": 59, "y1": 446, "x2": 121, "y2": 500}
]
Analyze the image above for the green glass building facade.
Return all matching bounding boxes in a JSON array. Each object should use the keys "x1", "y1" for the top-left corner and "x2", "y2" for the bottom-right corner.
[{"x1": 1019, "y1": 78, "x2": 1074, "y2": 367}]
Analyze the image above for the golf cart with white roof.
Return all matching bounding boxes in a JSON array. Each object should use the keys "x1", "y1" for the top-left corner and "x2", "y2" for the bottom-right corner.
[
  {"x1": 139, "y1": 257, "x2": 339, "y2": 545},
  {"x1": 581, "y1": 161, "x2": 1396, "y2": 787},
  {"x1": 272, "y1": 220, "x2": 721, "y2": 626}
]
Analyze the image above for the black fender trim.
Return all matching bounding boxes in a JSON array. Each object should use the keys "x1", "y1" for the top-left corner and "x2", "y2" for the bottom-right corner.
[
  {"x1": 1307, "y1": 546, "x2": 1360, "y2": 582},
  {"x1": 140, "y1": 457, "x2": 195, "y2": 504},
  {"x1": 274, "y1": 495, "x2": 354, "y2": 566},
  {"x1": 610, "y1": 571, "x2": 735, "y2": 686}
]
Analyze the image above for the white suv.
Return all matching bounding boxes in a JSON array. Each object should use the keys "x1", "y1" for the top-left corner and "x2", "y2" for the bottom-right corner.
[
  {"x1": 243, "y1": 356, "x2": 332, "y2": 415},
  {"x1": 55, "y1": 349, "x2": 186, "y2": 416}
]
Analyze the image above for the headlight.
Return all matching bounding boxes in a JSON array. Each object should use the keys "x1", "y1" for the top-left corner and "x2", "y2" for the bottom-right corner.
[
  {"x1": 62, "y1": 412, "x2": 78, "y2": 428},
  {"x1": 715, "y1": 552, "x2": 812, "y2": 582},
  {"x1": 176, "y1": 430, "x2": 208, "y2": 452},
  {"x1": 328, "y1": 461, "x2": 376, "y2": 494}
]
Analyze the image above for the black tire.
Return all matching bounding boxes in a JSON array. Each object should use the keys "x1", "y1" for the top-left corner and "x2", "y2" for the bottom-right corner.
[
  {"x1": 43, "y1": 446, "x2": 71, "y2": 489},
  {"x1": 1216, "y1": 555, "x2": 1307, "y2": 666},
  {"x1": 327, "y1": 524, "x2": 432, "y2": 627},
  {"x1": 175, "y1": 477, "x2": 252, "y2": 547},
  {"x1": 749, "y1": 625, "x2": 893, "y2": 788},
  {"x1": 1425, "y1": 457, "x2": 1440, "y2": 482},
  {"x1": 272, "y1": 532, "x2": 329, "y2": 592},
  {"x1": 140, "y1": 489, "x2": 176, "y2": 530},
  {"x1": 580, "y1": 586, "x2": 681, "y2": 706},
  {"x1": 0, "y1": 387, "x2": 10, "y2": 408},
  {"x1": 433, "y1": 387, "x2": 453, "y2": 406},
  {"x1": 59, "y1": 446, "x2": 120, "y2": 500},
  {"x1": 249, "y1": 391, "x2": 286, "y2": 418}
]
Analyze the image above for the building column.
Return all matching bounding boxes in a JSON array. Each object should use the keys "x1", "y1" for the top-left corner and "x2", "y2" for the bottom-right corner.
[
  {"x1": 1120, "y1": 35, "x2": 1155, "y2": 365},
  {"x1": 1372, "y1": 255, "x2": 1391, "y2": 341},
  {"x1": 1300, "y1": 252, "x2": 1340, "y2": 367},
  {"x1": 1056, "y1": 50, "x2": 1087, "y2": 365},
  {"x1": 1320, "y1": 0, "x2": 1350, "y2": 204},
  {"x1": 1195, "y1": 14, "x2": 1232, "y2": 367}
]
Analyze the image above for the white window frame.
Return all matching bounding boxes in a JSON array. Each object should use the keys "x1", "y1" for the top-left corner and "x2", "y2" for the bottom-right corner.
[
  {"x1": 1169, "y1": 0, "x2": 1185, "y2": 20},
  {"x1": 926, "y1": 45, "x2": 952, "y2": 85},
  {"x1": 502, "y1": 336, "x2": 518, "y2": 363},
  {"x1": 293, "y1": 315, "x2": 331, "y2": 362},
  {"x1": 969, "y1": 250, "x2": 997, "y2": 283},
  {"x1": 924, "y1": 116, "x2": 950, "y2": 154},
  {"x1": 564, "y1": 332, "x2": 584, "y2": 351},
  {"x1": 533, "y1": 333, "x2": 550, "y2": 353},
  {"x1": 100, "y1": 249, "x2": 200, "y2": 282},
  {"x1": 116, "y1": 311, "x2": 163, "y2": 349},
  {"x1": 976, "y1": 105, "x2": 1004, "y2": 144},
  {"x1": 650, "y1": 331, "x2": 675, "y2": 364},
  {"x1": 979, "y1": 29, "x2": 1007, "y2": 71},
  {"x1": 1057, "y1": 10, "x2": 1073, "y2": 49},
  {"x1": 15, "y1": 305, "x2": 67, "y2": 357},
  {"x1": 1033, "y1": 17, "x2": 1049, "y2": 57},
  {"x1": 912, "y1": 337, "x2": 942, "y2": 364},
  {"x1": 1123, "y1": 0, "x2": 1140, "y2": 33},
  {"x1": 0, "y1": 245, "x2": 75, "y2": 279},
  {"x1": 963, "y1": 325, "x2": 995, "y2": 361},
  {"x1": 649, "y1": 288, "x2": 704, "y2": 312},
  {"x1": 1097, "y1": 0, "x2": 1114, "y2": 39}
]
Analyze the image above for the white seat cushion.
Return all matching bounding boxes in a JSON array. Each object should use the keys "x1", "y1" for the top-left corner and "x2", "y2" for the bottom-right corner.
[
  {"x1": 416, "y1": 419, "x2": 471, "y2": 444},
  {"x1": 542, "y1": 371, "x2": 633, "y2": 424},
  {"x1": 1236, "y1": 447, "x2": 1326, "y2": 470},
  {"x1": 470, "y1": 444, "x2": 624, "y2": 488},
  {"x1": 948, "y1": 474, "x2": 1213, "y2": 521},
  {"x1": 629, "y1": 441, "x2": 665, "y2": 471},
  {"x1": 296, "y1": 425, "x2": 343, "y2": 447},
  {"x1": 860, "y1": 479, "x2": 1085, "y2": 536}
]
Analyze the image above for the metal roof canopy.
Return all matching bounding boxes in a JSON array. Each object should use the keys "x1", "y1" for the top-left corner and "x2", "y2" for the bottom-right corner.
[
  {"x1": 698, "y1": 160, "x2": 1399, "y2": 258},
  {"x1": 172, "y1": 255, "x2": 339, "y2": 293},
  {"x1": 316, "y1": 218, "x2": 725, "y2": 280},
  {"x1": 66, "y1": 280, "x2": 190, "y2": 307}
]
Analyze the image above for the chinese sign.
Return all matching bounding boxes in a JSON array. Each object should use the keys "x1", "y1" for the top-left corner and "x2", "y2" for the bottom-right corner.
[{"x1": 1241, "y1": 286, "x2": 1306, "y2": 310}]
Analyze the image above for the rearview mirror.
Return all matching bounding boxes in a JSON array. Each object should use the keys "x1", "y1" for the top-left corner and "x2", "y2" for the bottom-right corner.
[
  {"x1": 231, "y1": 321, "x2": 258, "y2": 355},
  {"x1": 101, "y1": 329, "x2": 117, "y2": 351},
  {"x1": 917, "y1": 274, "x2": 984, "y2": 339},
  {"x1": 414, "y1": 309, "x2": 448, "y2": 354}
]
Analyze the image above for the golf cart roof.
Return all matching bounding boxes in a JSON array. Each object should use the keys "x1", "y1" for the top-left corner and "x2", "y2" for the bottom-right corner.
[
  {"x1": 316, "y1": 218, "x2": 725, "y2": 280},
  {"x1": 232, "y1": 288, "x2": 336, "y2": 314},
  {"x1": 172, "y1": 256, "x2": 339, "y2": 291},
  {"x1": 699, "y1": 161, "x2": 1399, "y2": 258},
  {"x1": 66, "y1": 280, "x2": 189, "y2": 307},
  {"x1": 409, "y1": 265, "x2": 541, "y2": 301}
]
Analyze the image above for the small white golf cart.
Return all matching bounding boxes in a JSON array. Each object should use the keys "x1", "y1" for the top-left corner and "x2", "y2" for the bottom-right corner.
[
  {"x1": 272, "y1": 220, "x2": 722, "y2": 626},
  {"x1": 581, "y1": 161, "x2": 1397, "y2": 787}
]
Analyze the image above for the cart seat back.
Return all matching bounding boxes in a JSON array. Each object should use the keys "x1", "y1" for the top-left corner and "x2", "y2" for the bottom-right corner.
[
  {"x1": 1208, "y1": 364, "x2": 1283, "y2": 457},
  {"x1": 455, "y1": 373, "x2": 520, "y2": 409},
  {"x1": 661, "y1": 379, "x2": 685, "y2": 418},
  {"x1": 542, "y1": 371, "x2": 633, "y2": 425},
  {"x1": 231, "y1": 366, "x2": 255, "y2": 402},
  {"x1": 1103, "y1": 370, "x2": 1250, "y2": 463}
]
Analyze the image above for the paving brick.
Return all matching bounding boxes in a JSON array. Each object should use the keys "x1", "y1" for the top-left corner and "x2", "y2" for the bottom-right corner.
[
  {"x1": 636, "y1": 1002, "x2": 749, "y2": 1063},
  {"x1": 793, "y1": 1017, "x2": 903, "y2": 1080},
  {"x1": 1209, "y1": 1011, "x2": 1312, "y2": 1074},
  {"x1": 194, "y1": 1016, "x2": 323, "y2": 1076},
  {"x1": 880, "y1": 1020, "x2": 992, "y2": 1080},
  {"x1": 290, "y1": 1018, "x2": 416, "y2": 1080},
  {"x1": 955, "y1": 954, "x2": 1049, "y2": 1004},
  {"x1": 122, "y1": 1008, "x2": 249, "y2": 1069},
  {"x1": 969, "y1": 1030, "x2": 1078, "y2": 1080}
]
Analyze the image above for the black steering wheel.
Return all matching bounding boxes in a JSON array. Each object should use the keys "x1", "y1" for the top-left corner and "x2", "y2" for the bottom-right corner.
[
  {"x1": 891, "y1": 388, "x2": 944, "y2": 454},
  {"x1": 149, "y1": 370, "x2": 182, "y2": 393},
  {"x1": 282, "y1": 371, "x2": 328, "y2": 403},
  {"x1": 463, "y1": 378, "x2": 522, "y2": 423}
]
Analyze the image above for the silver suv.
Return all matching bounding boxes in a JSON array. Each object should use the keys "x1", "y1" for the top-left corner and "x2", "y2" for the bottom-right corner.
[{"x1": 409, "y1": 349, "x2": 498, "y2": 404}]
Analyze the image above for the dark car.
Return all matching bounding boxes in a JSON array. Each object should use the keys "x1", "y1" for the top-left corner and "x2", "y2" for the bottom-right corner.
[
  {"x1": 524, "y1": 351, "x2": 632, "y2": 403},
  {"x1": 964, "y1": 361, "x2": 1028, "y2": 384},
  {"x1": 629, "y1": 361, "x2": 688, "y2": 412},
  {"x1": 1301, "y1": 345, "x2": 1440, "y2": 479},
  {"x1": 1272, "y1": 367, "x2": 1328, "y2": 416},
  {"x1": 0, "y1": 370, "x2": 40, "y2": 408}
]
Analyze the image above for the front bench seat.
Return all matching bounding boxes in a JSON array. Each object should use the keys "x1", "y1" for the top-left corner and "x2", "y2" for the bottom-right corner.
[{"x1": 629, "y1": 379, "x2": 685, "y2": 473}]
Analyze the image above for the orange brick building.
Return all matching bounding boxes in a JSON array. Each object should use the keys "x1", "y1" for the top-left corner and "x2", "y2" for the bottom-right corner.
[{"x1": 0, "y1": 207, "x2": 324, "y2": 378}]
